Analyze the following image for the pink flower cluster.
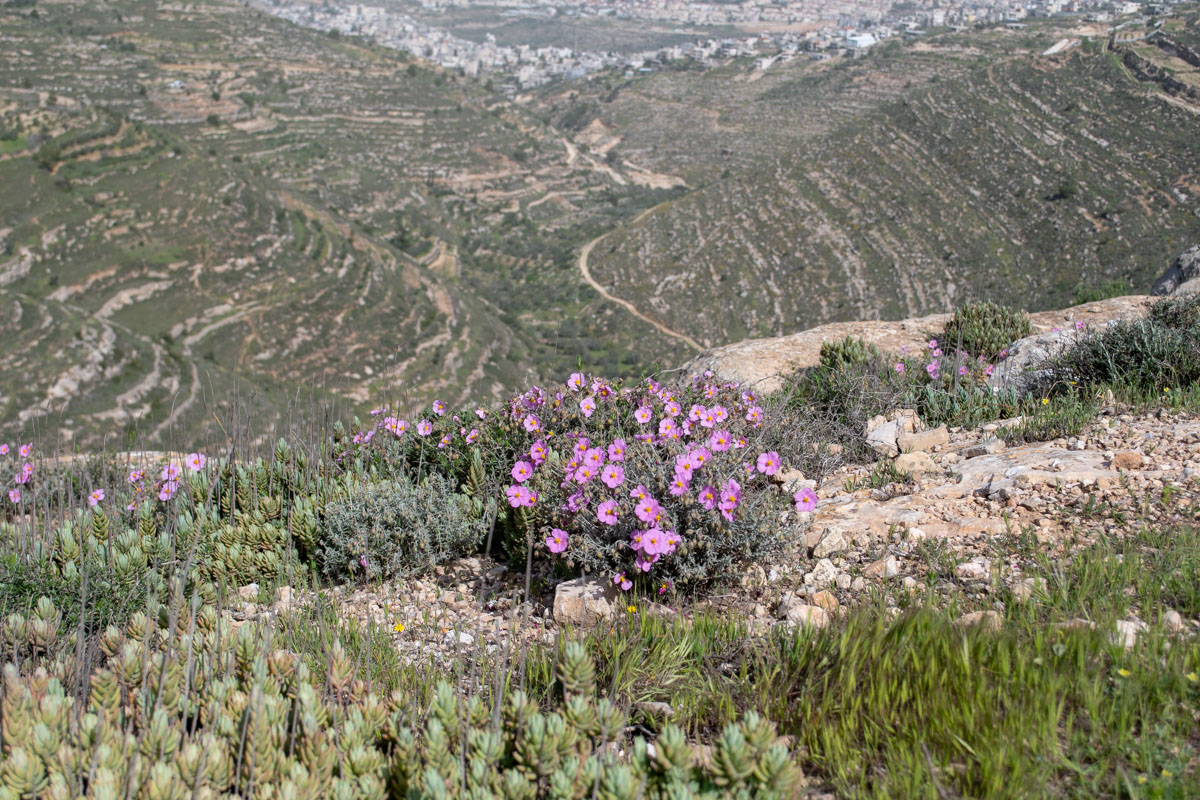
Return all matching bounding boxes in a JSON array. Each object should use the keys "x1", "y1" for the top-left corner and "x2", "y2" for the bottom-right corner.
[{"x1": 504, "y1": 372, "x2": 796, "y2": 590}]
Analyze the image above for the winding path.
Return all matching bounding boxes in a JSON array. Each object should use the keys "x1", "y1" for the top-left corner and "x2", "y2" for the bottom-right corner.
[{"x1": 577, "y1": 208, "x2": 702, "y2": 352}]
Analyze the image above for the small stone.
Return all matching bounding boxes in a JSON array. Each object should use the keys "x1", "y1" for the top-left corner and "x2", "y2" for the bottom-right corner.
[
  {"x1": 902, "y1": 576, "x2": 918, "y2": 591},
  {"x1": 954, "y1": 610, "x2": 1002, "y2": 631},
  {"x1": 783, "y1": 604, "x2": 829, "y2": 628},
  {"x1": 1011, "y1": 577, "x2": 1046, "y2": 602},
  {"x1": 238, "y1": 584, "x2": 259, "y2": 602},
  {"x1": 740, "y1": 563, "x2": 768, "y2": 589},
  {"x1": 810, "y1": 590, "x2": 839, "y2": 611},
  {"x1": 906, "y1": 526, "x2": 928, "y2": 542},
  {"x1": 1162, "y1": 609, "x2": 1185, "y2": 634},
  {"x1": 863, "y1": 555, "x2": 900, "y2": 580},
  {"x1": 1112, "y1": 619, "x2": 1146, "y2": 650},
  {"x1": 894, "y1": 451, "x2": 937, "y2": 476},
  {"x1": 954, "y1": 559, "x2": 990, "y2": 581},
  {"x1": 635, "y1": 701, "x2": 675, "y2": 717},
  {"x1": 1110, "y1": 451, "x2": 1143, "y2": 471},
  {"x1": 851, "y1": 577, "x2": 866, "y2": 592},
  {"x1": 896, "y1": 426, "x2": 950, "y2": 453},
  {"x1": 813, "y1": 529, "x2": 851, "y2": 558},
  {"x1": 445, "y1": 630, "x2": 474, "y2": 646},
  {"x1": 963, "y1": 438, "x2": 1006, "y2": 458},
  {"x1": 553, "y1": 577, "x2": 618, "y2": 628},
  {"x1": 835, "y1": 573, "x2": 852, "y2": 590},
  {"x1": 809, "y1": 558, "x2": 839, "y2": 589}
]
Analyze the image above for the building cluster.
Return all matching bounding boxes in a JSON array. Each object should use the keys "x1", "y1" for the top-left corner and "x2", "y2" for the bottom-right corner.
[{"x1": 251, "y1": 0, "x2": 1180, "y2": 88}]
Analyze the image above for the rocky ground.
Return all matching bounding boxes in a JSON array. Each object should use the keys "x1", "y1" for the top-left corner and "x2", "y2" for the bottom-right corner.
[{"x1": 235, "y1": 402, "x2": 1197, "y2": 665}]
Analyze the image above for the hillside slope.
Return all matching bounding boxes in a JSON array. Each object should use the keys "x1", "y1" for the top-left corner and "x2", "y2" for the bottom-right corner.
[{"x1": 585, "y1": 37, "x2": 1200, "y2": 348}]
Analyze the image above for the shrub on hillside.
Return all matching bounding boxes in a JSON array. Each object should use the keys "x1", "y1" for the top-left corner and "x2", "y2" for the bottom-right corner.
[
  {"x1": 318, "y1": 475, "x2": 484, "y2": 583},
  {"x1": 1052, "y1": 301, "x2": 1200, "y2": 392},
  {"x1": 819, "y1": 335, "x2": 880, "y2": 371},
  {"x1": 940, "y1": 301, "x2": 1033, "y2": 360}
]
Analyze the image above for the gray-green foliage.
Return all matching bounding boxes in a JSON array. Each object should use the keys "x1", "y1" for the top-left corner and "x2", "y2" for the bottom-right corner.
[
  {"x1": 941, "y1": 301, "x2": 1033, "y2": 359},
  {"x1": 0, "y1": 609, "x2": 803, "y2": 800},
  {"x1": 319, "y1": 475, "x2": 485, "y2": 583},
  {"x1": 1055, "y1": 295, "x2": 1200, "y2": 391},
  {"x1": 819, "y1": 336, "x2": 881, "y2": 371}
]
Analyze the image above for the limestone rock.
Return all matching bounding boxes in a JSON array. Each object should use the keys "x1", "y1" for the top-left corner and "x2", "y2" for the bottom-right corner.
[
  {"x1": 812, "y1": 529, "x2": 851, "y2": 558},
  {"x1": 894, "y1": 451, "x2": 937, "y2": 476},
  {"x1": 553, "y1": 576, "x2": 618, "y2": 627},
  {"x1": 1112, "y1": 618, "x2": 1147, "y2": 650},
  {"x1": 1151, "y1": 244, "x2": 1200, "y2": 296},
  {"x1": 963, "y1": 438, "x2": 1006, "y2": 459},
  {"x1": 810, "y1": 590, "x2": 839, "y2": 611},
  {"x1": 782, "y1": 603, "x2": 829, "y2": 629},
  {"x1": 954, "y1": 559, "x2": 990, "y2": 581},
  {"x1": 954, "y1": 610, "x2": 1002, "y2": 631},
  {"x1": 863, "y1": 555, "x2": 900, "y2": 580},
  {"x1": 1110, "y1": 451, "x2": 1143, "y2": 471},
  {"x1": 896, "y1": 426, "x2": 949, "y2": 453},
  {"x1": 1011, "y1": 577, "x2": 1047, "y2": 602},
  {"x1": 1162, "y1": 609, "x2": 1186, "y2": 634},
  {"x1": 808, "y1": 558, "x2": 839, "y2": 589}
]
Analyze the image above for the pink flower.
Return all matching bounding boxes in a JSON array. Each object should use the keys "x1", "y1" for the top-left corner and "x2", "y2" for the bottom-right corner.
[
  {"x1": 933, "y1": 348, "x2": 943, "y2": 358},
  {"x1": 699, "y1": 408, "x2": 718, "y2": 428},
  {"x1": 642, "y1": 529, "x2": 669, "y2": 556},
  {"x1": 629, "y1": 530, "x2": 646, "y2": 551},
  {"x1": 718, "y1": 479, "x2": 741, "y2": 521},
  {"x1": 416, "y1": 420, "x2": 433, "y2": 436},
  {"x1": 14, "y1": 463, "x2": 33, "y2": 485},
  {"x1": 465, "y1": 429, "x2": 480, "y2": 444},
  {"x1": 597, "y1": 499, "x2": 619, "y2": 525},
  {"x1": 1075, "y1": 320, "x2": 1086, "y2": 330},
  {"x1": 958, "y1": 365, "x2": 968, "y2": 376},
  {"x1": 756, "y1": 451, "x2": 781, "y2": 476},
  {"x1": 794, "y1": 487, "x2": 818, "y2": 513},
  {"x1": 158, "y1": 480, "x2": 179, "y2": 501},
  {"x1": 664, "y1": 401, "x2": 681, "y2": 417},
  {"x1": 126, "y1": 502, "x2": 136, "y2": 512},
  {"x1": 634, "y1": 496, "x2": 661, "y2": 524},
  {"x1": 674, "y1": 455, "x2": 694, "y2": 480},
  {"x1": 629, "y1": 484, "x2": 650, "y2": 502},
  {"x1": 711, "y1": 405, "x2": 729, "y2": 423},
  {"x1": 985, "y1": 365, "x2": 995, "y2": 377},
  {"x1": 88, "y1": 489, "x2": 105, "y2": 506},
  {"x1": 18, "y1": 443, "x2": 32, "y2": 458},
  {"x1": 601, "y1": 463, "x2": 625, "y2": 489},
  {"x1": 567, "y1": 372, "x2": 586, "y2": 392},
  {"x1": 687, "y1": 447, "x2": 711, "y2": 469},
  {"x1": 0, "y1": 444, "x2": 7, "y2": 456},
  {"x1": 506, "y1": 485, "x2": 537, "y2": 508},
  {"x1": 658, "y1": 417, "x2": 676, "y2": 437},
  {"x1": 580, "y1": 396, "x2": 596, "y2": 418},
  {"x1": 430, "y1": 401, "x2": 445, "y2": 417},
  {"x1": 614, "y1": 572, "x2": 632, "y2": 591},
  {"x1": 7, "y1": 488, "x2": 19, "y2": 504},
  {"x1": 634, "y1": 406, "x2": 652, "y2": 424},
  {"x1": 745, "y1": 406, "x2": 763, "y2": 423},
  {"x1": 574, "y1": 464, "x2": 597, "y2": 484},
  {"x1": 564, "y1": 492, "x2": 587, "y2": 514},
  {"x1": 734, "y1": 436, "x2": 747, "y2": 449},
  {"x1": 523, "y1": 414, "x2": 541, "y2": 432},
  {"x1": 545, "y1": 529, "x2": 569, "y2": 554},
  {"x1": 475, "y1": 408, "x2": 487, "y2": 420},
  {"x1": 709, "y1": 430, "x2": 731, "y2": 451},
  {"x1": 530, "y1": 440, "x2": 547, "y2": 465},
  {"x1": 511, "y1": 461, "x2": 533, "y2": 483},
  {"x1": 583, "y1": 448, "x2": 604, "y2": 469},
  {"x1": 741, "y1": 391, "x2": 757, "y2": 405},
  {"x1": 186, "y1": 453, "x2": 206, "y2": 472},
  {"x1": 634, "y1": 553, "x2": 658, "y2": 572},
  {"x1": 668, "y1": 474, "x2": 689, "y2": 496},
  {"x1": 396, "y1": 419, "x2": 410, "y2": 434},
  {"x1": 607, "y1": 439, "x2": 626, "y2": 461},
  {"x1": 688, "y1": 404, "x2": 706, "y2": 423},
  {"x1": 895, "y1": 362, "x2": 906, "y2": 373},
  {"x1": 128, "y1": 469, "x2": 145, "y2": 484},
  {"x1": 697, "y1": 485, "x2": 717, "y2": 510},
  {"x1": 928, "y1": 339, "x2": 938, "y2": 349}
]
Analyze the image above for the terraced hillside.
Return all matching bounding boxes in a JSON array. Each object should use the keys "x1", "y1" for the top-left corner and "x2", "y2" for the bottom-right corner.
[
  {"x1": 579, "y1": 26, "x2": 1200, "y2": 347},
  {"x1": 0, "y1": 0, "x2": 679, "y2": 447}
]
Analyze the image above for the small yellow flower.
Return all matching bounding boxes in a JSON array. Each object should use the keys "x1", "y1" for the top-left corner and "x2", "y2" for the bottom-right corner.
[
  {"x1": 1117, "y1": 668, "x2": 1130, "y2": 678},
  {"x1": 1186, "y1": 672, "x2": 1198, "y2": 683},
  {"x1": 1138, "y1": 775, "x2": 1148, "y2": 785},
  {"x1": 393, "y1": 623, "x2": 405, "y2": 633},
  {"x1": 1162, "y1": 768, "x2": 1173, "y2": 778},
  {"x1": 1164, "y1": 387, "x2": 1171, "y2": 393},
  {"x1": 1041, "y1": 397, "x2": 1050, "y2": 405},
  {"x1": 626, "y1": 604, "x2": 638, "y2": 614}
]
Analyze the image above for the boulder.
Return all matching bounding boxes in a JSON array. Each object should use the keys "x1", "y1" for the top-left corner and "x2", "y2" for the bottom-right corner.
[
  {"x1": 954, "y1": 610, "x2": 1002, "y2": 631},
  {"x1": 986, "y1": 329, "x2": 1077, "y2": 394},
  {"x1": 865, "y1": 409, "x2": 922, "y2": 457},
  {"x1": 1151, "y1": 244, "x2": 1200, "y2": 296},
  {"x1": 553, "y1": 576, "x2": 618, "y2": 627},
  {"x1": 963, "y1": 438, "x2": 1006, "y2": 459}
]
